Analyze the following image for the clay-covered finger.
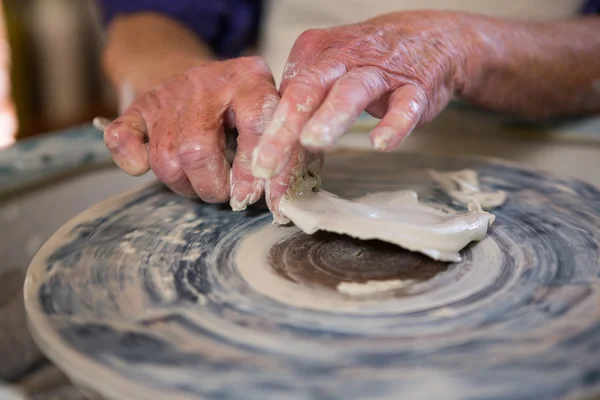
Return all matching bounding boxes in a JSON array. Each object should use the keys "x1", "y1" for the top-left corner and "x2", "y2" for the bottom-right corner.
[
  {"x1": 103, "y1": 110, "x2": 150, "y2": 176},
  {"x1": 300, "y1": 66, "x2": 389, "y2": 150},
  {"x1": 370, "y1": 84, "x2": 426, "y2": 151},
  {"x1": 147, "y1": 117, "x2": 196, "y2": 197},
  {"x1": 265, "y1": 148, "x2": 322, "y2": 224},
  {"x1": 264, "y1": 147, "x2": 304, "y2": 224},
  {"x1": 177, "y1": 100, "x2": 231, "y2": 203},
  {"x1": 230, "y1": 77, "x2": 279, "y2": 211},
  {"x1": 251, "y1": 61, "x2": 346, "y2": 179}
]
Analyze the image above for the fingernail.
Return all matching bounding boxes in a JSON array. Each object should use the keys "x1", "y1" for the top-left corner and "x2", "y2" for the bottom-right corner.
[
  {"x1": 230, "y1": 181, "x2": 253, "y2": 211},
  {"x1": 251, "y1": 143, "x2": 280, "y2": 179},
  {"x1": 123, "y1": 159, "x2": 145, "y2": 175},
  {"x1": 372, "y1": 127, "x2": 412, "y2": 151},
  {"x1": 372, "y1": 128, "x2": 395, "y2": 151},
  {"x1": 114, "y1": 154, "x2": 146, "y2": 176}
]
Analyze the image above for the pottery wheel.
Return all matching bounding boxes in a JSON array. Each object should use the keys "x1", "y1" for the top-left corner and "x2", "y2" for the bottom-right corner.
[{"x1": 24, "y1": 151, "x2": 600, "y2": 400}]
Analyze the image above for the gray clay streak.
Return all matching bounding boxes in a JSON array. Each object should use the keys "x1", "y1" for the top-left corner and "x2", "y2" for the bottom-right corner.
[{"x1": 24, "y1": 151, "x2": 600, "y2": 400}]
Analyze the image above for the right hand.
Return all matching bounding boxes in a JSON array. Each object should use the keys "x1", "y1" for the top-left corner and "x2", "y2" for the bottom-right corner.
[{"x1": 103, "y1": 56, "x2": 281, "y2": 210}]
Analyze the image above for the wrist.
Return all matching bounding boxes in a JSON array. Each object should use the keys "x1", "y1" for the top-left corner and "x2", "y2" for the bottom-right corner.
[
  {"x1": 451, "y1": 13, "x2": 506, "y2": 100},
  {"x1": 457, "y1": 15, "x2": 545, "y2": 102}
]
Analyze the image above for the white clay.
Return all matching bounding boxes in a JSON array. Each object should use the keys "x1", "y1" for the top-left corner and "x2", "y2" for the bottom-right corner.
[
  {"x1": 337, "y1": 279, "x2": 415, "y2": 296},
  {"x1": 280, "y1": 187, "x2": 495, "y2": 262},
  {"x1": 429, "y1": 169, "x2": 506, "y2": 209}
]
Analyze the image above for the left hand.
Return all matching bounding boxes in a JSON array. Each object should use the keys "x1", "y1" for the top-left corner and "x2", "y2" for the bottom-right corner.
[{"x1": 251, "y1": 10, "x2": 484, "y2": 179}]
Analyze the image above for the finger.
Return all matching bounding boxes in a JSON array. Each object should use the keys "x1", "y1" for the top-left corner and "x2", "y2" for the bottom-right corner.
[
  {"x1": 147, "y1": 117, "x2": 196, "y2": 197},
  {"x1": 370, "y1": 84, "x2": 427, "y2": 151},
  {"x1": 300, "y1": 67, "x2": 389, "y2": 150},
  {"x1": 251, "y1": 61, "x2": 346, "y2": 179},
  {"x1": 230, "y1": 82, "x2": 279, "y2": 211},
  {"x1": 265, "y1": 147, "x2": 306, "y2": 224},
  {"x1": 177, "y1": 100, "x2": 231, "y2": 203},
  {"x1": 266, "y1": 149, "x2": 323, "y2": 224},
  {"x1": 103, "y1": 110, "x2": 150, "y2": 176}
]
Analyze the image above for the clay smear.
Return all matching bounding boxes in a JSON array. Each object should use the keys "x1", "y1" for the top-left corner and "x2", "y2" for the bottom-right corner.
[
  {"x1": 429, "y1": 169, "x2": 506, "y2": 209},
  {"x1": 337, "y1": 279, "x2": 415, "y2": 296},
  {"x1": 280, "y1": 170, "x2": 500, "y2": 262}
]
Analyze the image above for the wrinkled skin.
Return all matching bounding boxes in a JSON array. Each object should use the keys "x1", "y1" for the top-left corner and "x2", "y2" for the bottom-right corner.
[
  {"x1": 106, "y1": 11, "x2": 479, "y2": 221},
  {"x1": 104, "y1": 10, "x2": 600, "y2": 222},
  {"x1": 251, "y1": 11, "x2": 480, "y2": 179},
  {"x1": 104, "y1": 50, "x2": 320, "y2": 221},
  {"x1": 104, "y1": 56, "x2": 300, "y2": 213}
]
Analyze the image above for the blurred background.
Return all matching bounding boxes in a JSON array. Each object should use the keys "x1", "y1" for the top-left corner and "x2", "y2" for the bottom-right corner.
[{"x1": 0, "y1": 0, "x2": 116, "y2": 148}]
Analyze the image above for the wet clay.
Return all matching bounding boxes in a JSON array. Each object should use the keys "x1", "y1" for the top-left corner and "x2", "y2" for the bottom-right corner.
[
  {"x1": 429, "y1": 169, "x2": 507, "y2": 209},
  {"x1": 280, "y1": 170, "x2": 498, "y2": 262},
  {"x1": 337, "y1": 279, "x2": 415, "y2": 296}
]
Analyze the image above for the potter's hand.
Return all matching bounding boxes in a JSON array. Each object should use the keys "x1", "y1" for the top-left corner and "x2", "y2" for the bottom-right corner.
[
  {"x1": 251, "y1": 10, "x2": 479, "y2": 178},
  {"x1": 104, "y1": 56, "x2": 280, "y2": 209},
  {"x1": 251, "y1": 10, "x2": 600, "y2": 180}
]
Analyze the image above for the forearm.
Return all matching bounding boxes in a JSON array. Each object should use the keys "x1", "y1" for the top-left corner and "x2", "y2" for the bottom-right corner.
[
  {"x1": 463, "y1": 16, "x2": 600, "y2": 120},
  {"x1": 103, "y1": 12, "x2": 212, "y2": 98}
]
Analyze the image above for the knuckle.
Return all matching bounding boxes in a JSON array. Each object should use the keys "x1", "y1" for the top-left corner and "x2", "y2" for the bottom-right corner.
[
  {"x1": 345, "y1": 68, "x2": 387, "y2": 98},
  {"x1": 149, "y1": 148, "x2": 181, "y2": 183},
  {"x1": 177, "y1": 141, "x2": 214, "y2": 172},
  {"x1": 406, "y1": 85, "x2": 429, "y2": 118},
  {"x1": 236, "y1": 93, "x2": 279, "y2": 135},
  {"x1": 412, "y1": 85, "x2": 429, "y2": 104},
  {"x1": 289, "y1": 67, "x2": 327, "y2": 90},
  {"x1": 233, "y1": 56, "x2": 274, "y2": 85},
  {"x1": 296, "y1": 28, "x2": 323, "y2": 46},
  {"x1": 237, "y1": 116, "x2": 261, "y2": 137},
  {"x1": 238, "y1": 55, "x2": 269, "y2": 71},
  {"x1": 287, "y1": 60, "x2": 346, "y2": 91}
]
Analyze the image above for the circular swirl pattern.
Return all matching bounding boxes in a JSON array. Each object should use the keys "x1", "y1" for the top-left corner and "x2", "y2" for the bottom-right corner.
[{"x1": 25, "y1": 151, "x2": 600, "y2": 400}]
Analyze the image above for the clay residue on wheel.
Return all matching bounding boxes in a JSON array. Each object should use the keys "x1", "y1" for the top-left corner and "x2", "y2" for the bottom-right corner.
[
  {"x1": 336, "y1": 279, "x2": 414, "y2": 296},
  {"x1": 429, "y1": 169, "x2": 507, "y2": 209},
  {"x1": 280, "y1": 188, "x2": 494, "y2": 262}
]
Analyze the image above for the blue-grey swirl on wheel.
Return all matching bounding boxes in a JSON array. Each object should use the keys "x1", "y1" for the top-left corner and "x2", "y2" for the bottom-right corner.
[{"x1": 24, "y1": 151, "x2": 600, "y2": 400}]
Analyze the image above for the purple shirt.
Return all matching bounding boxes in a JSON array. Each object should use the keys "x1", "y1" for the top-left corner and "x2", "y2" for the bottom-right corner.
[
  {"x1": 97, "y1": 0, "x2": 263, "y2": 59},
  {"x1": 97, "y1": 0, "x2": 599, "y2": 58}
]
